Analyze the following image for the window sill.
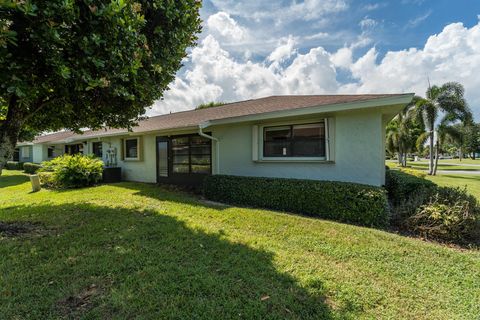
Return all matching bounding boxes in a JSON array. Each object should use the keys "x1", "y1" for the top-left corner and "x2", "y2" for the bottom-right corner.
[
  {"x1": 123, "y1": 158, "x2": 141, "y2": 162},
  {"x1": 255, "y1": 159, "x2": 334, "y2": 164}
]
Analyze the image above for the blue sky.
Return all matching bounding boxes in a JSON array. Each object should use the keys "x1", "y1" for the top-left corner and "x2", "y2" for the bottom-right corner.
[{"x1": 152, "y1": 0, "x2": 480, "y2": 120}]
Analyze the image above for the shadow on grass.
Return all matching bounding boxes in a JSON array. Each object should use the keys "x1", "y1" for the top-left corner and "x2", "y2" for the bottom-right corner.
[
  {"x1": 0, "y1": 173, "x2": 29, "y2": 188},
  {"x1": 439, "y1": 175, "x2": 480, "y2": 182},
  {"x1": 0, "y1": 203, "x2": 347, "y2": 319}
]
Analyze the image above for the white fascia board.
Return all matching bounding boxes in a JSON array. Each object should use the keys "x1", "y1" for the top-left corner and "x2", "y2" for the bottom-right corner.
[{"x1": 206, "y1": 94, "x2": 414, "y2": 127}]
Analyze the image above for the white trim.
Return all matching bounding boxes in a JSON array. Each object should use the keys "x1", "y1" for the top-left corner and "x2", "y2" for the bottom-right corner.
[
  {"x1": 257, "y1": 118, "x2": 328, "y2": 162},
  {"x1": 252, "y1": 125, "x2": 258, "y2": 161},
  {"x1": 325, "y1": 118, "x2": 330, "y2": 161},
  {"x1": 123, "y1": 137, "x2": 140, "y2": 161},
  {"x1": 198, "y1": 124, "x2": 219, "y2": 174}
]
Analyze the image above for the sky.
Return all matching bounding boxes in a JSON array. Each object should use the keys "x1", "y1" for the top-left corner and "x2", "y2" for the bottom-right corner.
[{"x1": 149, "y1": 0, "x2": 480, "y2": 121}]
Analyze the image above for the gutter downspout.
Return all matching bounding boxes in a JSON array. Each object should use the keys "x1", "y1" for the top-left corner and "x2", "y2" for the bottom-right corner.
[{"x1": 198, "y1": 121, "x2": 219, "y2": 174}]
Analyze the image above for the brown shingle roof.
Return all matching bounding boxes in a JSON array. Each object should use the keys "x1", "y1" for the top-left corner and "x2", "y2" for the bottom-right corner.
[{"x1": 33, "y1": 94, "x2": 411, "y2": 143}]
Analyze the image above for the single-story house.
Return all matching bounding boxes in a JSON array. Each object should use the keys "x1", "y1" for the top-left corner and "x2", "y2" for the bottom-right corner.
[{"x1": 17, "y1": 94, "x2": 414, "y2": 186}]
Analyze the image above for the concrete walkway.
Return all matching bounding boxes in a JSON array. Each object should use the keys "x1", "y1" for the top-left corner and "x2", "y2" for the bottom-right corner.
[
  {"x1": 415, "y1": 162, "x2": 480, "y2": 167},
  {"x1": 435, "y1": 170, "x2": 480, "y2": 175}
]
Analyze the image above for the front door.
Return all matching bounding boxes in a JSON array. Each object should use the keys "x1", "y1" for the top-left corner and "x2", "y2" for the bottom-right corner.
[
  {"x1": 156, "y1": 134, "x2": 212, "y2": 186},
  {"x1": 156, "y1": 137, "x2": 169, "y2": 183}
]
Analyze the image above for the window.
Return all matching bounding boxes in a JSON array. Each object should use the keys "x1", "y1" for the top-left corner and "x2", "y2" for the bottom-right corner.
[
  {"x1": 124, "y1": 138, "x2": 140, "y2": 160},
  {"x1": 92, "y1": 142, "x2": 103, "y2": 158},
  {"x1": 171, "y1": 135, "x2": 211, "y2": 174},
  {"x1": 47, "y1": 146, "x2": 55, "y2": 158},
  {"x1": 65, "y1": 144, "x2": 83, "y2": 155},
  {"x1": 263, "y1": 122, "x2": 326, "y2": 158},
  {"x1": 22, "y1": 146, "x2": 30, "y2": 158}
]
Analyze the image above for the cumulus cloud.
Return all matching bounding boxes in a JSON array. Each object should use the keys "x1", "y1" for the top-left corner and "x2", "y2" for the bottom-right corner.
[
  {"x1": 151, "y1": 17, "x2": 480, "y2": 120},
  {"x1": 207, "y1": 11, "x2": 248, "y2": 42},
  {"x1": 359, "y1": 17, "x2": 378, "y2": 30}
]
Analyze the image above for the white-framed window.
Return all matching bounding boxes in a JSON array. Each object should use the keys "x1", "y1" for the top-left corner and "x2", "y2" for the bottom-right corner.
[
  {"x1": 124, "y1": 137, "x2": 140, "y2": 161},
  {"x1": 254, "y1": 119, "x2": 331, "y2": 162},
  {"x1": 22, "y1": 146, "x2": 30, "y2": 158}
]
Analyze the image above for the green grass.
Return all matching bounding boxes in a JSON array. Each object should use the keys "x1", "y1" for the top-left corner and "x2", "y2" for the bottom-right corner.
[
  {"x1": 1, "y1": 170, "x2": 479, "y2": 319},
  {"x1": 426, "y1": 174, "x2": 480, "y2": 200},
  {"x1": 386, "y1": 160, "x2": 480, "y2": 171}
]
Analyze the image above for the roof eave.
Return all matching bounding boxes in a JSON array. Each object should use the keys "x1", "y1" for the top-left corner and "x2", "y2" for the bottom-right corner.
[{"x1": 203, "y1": 94, "x2": 414, "y2": 127}]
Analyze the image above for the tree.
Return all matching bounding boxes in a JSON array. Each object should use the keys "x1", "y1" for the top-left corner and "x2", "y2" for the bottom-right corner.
[
  {"x1": 386, "y1": 102, "x2": 424, "y2": 166},
  {"x1": 461, "y1": 123, "x2": 480, "y2": 159},
  {"x1": 195, "y1": 101, "x2": 226, "y2": 110},
  {"x1": 412, "y1": 82, "x2": 472, "y2": 175},
  {"x1": 0, "y1": 0, "x2": 201, "y2": 174}
]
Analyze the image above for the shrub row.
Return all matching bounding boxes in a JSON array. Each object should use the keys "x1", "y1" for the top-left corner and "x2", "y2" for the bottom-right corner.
[
  {"x1": 23, "y1": 162, "x2": 42, "y2": 174},
  {"x1": 6, "y1": 161, "x2": 23, "y2": 170},
  {"x1": 204, "y1": 175, "x2": 389, "y2": 227},
  {"x1": 385, "y1": 170, "x2": 479, "y2": 244},
  {"x1": 39, "y1": 154, "x2": 103, "y2": 188}
]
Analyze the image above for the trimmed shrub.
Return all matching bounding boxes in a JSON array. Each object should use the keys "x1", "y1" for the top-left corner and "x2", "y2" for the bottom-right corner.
[
  {"x1": 204, "y1": 175, "x2": 389, "y2": 227},
  {"x1": 39, "y1": 154, "x2": 103, "y2": 188},
  {"x1": 385, "y1": 170, "x2": 480, "y2": 244},
  {"x1": 23, "y1": 162, "x2": 42, "y2": 174},
  {"x1": 407, "y1": 187, "x2": 480, "y2": 243},
  {"x1": 6, "y1": 161, "x2": 23, "y2": 170}
]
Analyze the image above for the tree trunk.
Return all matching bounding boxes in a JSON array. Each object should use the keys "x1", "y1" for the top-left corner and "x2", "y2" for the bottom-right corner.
[
  {"x1": 433, "y1": 140, "x2": 440, "y2": 176},
  {"x1": 398, "y1": 152, "x2": 402, "y2": 165},
  {"x1": 428, "y1": 131, "x2": 434, "y2": 175},
  {"x1": 459, "y1": 147, "x2": 463, "y2": 161},
  {"x1": 0, "y1": 96, "x2": 22, "y2": 176}
]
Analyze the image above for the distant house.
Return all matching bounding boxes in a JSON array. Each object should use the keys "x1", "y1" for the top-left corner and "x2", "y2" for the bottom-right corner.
[{"x1": 18, "y1": 94, "x2": 414, "y2": 186}]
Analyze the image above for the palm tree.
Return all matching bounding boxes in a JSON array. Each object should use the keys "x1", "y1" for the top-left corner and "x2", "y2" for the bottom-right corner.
[
  {"x1": 386, "y1": 104, "x2": 423, "y2": 166},
  {"x1": 413, "y1": 82, "x2": 472, "y2": 175}
]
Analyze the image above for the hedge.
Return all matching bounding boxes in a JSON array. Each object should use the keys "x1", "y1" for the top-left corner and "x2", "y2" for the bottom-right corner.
[
  {"x1": 385, "y1": 170, "x2": 480, "y2": 244},
  {"x1": 204, "y1": 175, "x2": 389, "y2": 227},
  {"x1": 23, "y1": 162, "x2": 42, "y2": 174},
  {"x1": 6, "y1": 161, "x2": 23, "y2": 170}
]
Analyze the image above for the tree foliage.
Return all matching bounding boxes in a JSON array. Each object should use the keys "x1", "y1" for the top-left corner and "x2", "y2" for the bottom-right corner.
[
  {"x1": 0, "y1": 0, "x2": 202, "y2": 172},
  {"x1": 195, "y1": 101, "x2": 226, "y2": 110}
]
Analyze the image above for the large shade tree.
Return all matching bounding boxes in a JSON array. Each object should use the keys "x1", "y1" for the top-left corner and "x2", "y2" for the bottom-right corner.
[
  {"x1": 413, "y1": 82, "x2": 472, "y2": 175},
  {"x1": 0, "y1": 0, "x2": 201, "y2": 174}
]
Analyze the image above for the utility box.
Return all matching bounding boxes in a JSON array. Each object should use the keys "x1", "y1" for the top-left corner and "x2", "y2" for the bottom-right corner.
[{"x1": 30, "y1": 175, "x2": 41, "y2": 192}]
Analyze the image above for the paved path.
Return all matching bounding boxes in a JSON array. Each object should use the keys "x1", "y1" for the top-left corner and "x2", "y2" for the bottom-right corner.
[
  {"x1": 414, "y1": 162, "x2": 480, "y2": 167},
  {"x1": 435, "y1": 170, "x2": 480, "y2": 175}
]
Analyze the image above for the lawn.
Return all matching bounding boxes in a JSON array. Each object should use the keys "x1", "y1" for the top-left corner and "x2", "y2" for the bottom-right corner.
[
  {"x1": 386, "y1": 160, "x2": 480, "y2": 172},
  {"x1": 426, "y1": 174, "x2": 480, "y2": 200},
  {"x1": 1, "y1": 170, "x2": 479, "y2": 319}
]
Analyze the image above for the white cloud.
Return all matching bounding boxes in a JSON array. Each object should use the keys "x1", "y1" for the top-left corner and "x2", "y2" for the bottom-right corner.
[
  {"x1": 151, "y1": 16, "x2": 480, "y2": 120},
  {"x1": 359, "y1": 17, "x2": 378, "y2": 30},
  {"x1": 304, "y1": 32, "x2": 330, "y2": 40},
  {"x1": 207, "y1": 11, "x2": 248, "y2": 42},
  {"x1": 405, "y1": 10, "x2": 432, "y2": 29},
  {"x1": 342, "y1": 22, "x2": 480, "y2": 119},
  {"x1": 267, "y1": 36, "x2": 297, "y2": 64}
]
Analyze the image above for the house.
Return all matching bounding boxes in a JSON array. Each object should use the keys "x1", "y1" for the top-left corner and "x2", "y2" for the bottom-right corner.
[{"x1": 17, "y1": 94, "x2": 414, "y2": 186}]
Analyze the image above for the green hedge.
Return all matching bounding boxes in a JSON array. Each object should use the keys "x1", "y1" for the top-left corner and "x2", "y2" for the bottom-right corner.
[
  {"x1": 6, "y1": 161, "x2": 23, "y2": 170},
  {"x1": 204, "y1": 175, "x2": 389, "y2": 227},
  {"x1": 385, "y1": 170, "x2": 480, "y2": 244},
  {"x1": 385, "y1": 170, "x2": 436, "y2": 207},
  {"x1": 23, "y1": 162, "x2": 42, "y2": 174}
]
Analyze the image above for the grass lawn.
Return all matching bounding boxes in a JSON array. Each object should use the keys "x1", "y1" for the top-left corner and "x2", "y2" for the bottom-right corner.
[
  {"x1": 386, "y1": 160, "x2": 480, "y2": 172},
  {"x1": 1, "y1": 170, "x2": 479, "y2": 319},
  {"x1": 426, "y1": 174, "x2": 480, "y2": 200}
]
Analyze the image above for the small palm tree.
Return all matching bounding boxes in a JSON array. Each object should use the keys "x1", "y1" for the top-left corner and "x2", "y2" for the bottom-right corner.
[
  {"x1": 386, "y1": 104, "x2": 423, "y2": 166},
  {"x1": 413, "y1": 82, "x2": 472, "y2": 175}
]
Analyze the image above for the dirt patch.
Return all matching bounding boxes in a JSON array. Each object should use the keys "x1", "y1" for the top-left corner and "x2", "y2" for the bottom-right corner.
[
  {"x1": 57, "y1": 284, "x2": 103, "y2": 319},
  {"x1": 0, "y1": 221, "x2": 45, "y2": 238}
]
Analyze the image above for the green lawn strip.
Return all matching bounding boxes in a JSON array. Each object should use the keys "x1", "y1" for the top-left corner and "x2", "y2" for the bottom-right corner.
[
  {"x1": 386, "y1": 161, "x2": 480, "y2": 171},
  {"x1": 425, "y1": 174, "x2": 480, "y2": 200},
  {"x1": 1, "y1": 170, "x2": 479, "y2": 319}
]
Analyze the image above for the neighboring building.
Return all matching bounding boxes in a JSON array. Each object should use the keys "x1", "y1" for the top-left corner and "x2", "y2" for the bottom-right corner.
[
  {"x1": 19, "y1": 94, "x2": 414, "y2": 186},
  {"x1": 12, "y1": 145, "x2": 33, "y2": 163}
]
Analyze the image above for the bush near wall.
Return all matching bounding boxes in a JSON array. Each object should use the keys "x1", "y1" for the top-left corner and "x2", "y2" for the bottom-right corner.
[
  {"x1": 204, "y1": 175, "x2": 389, "y2": 227},
  {"x1": 23, "y1": 162, "x2": 42, "y2": 174},
  {"x1": 385, "y1": 170, "x2": 480, "y2": 244},
  {"x1": 39, "y1": 154, "x2": 103, "y2": 188},
  {"x1": 6, "y1": 161, "x2": 24, "y2": 170}
]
